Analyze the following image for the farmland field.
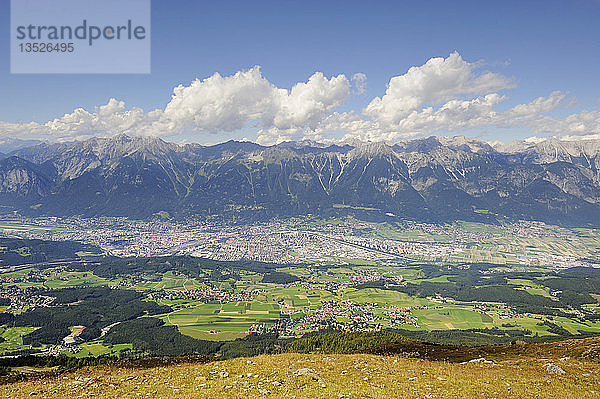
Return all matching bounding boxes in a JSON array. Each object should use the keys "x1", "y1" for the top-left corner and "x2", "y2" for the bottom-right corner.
[{"x1": 1, "y1": 225, "x2": 600, "y2": 358}]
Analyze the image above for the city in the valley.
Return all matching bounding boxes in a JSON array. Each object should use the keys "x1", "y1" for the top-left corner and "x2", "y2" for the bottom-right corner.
[{"x1": 1, "y1": 214, "x2": 599, "y2": 358}]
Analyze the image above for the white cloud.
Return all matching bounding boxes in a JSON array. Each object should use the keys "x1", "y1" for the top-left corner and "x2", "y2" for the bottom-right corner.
[
  {"x1": 296, "y1": 55, "x2": 579, "y2": 143},
  {"x1": 160, "y1": 66, "x2": 276, "y2": 133},
  {"x1": 159, "y1": 66, "x2": 350, "y2": 134},
  {"x1": 310, "y1": 94, "x2": 506, "y2": 142},
  {"x1": 528, "y1": 110, "x2": 600, "y2": 136},
  {"x1": 3, "y1": 53, "x2": 600, "y2": 145},
  {"x1": 271, "y1": 71, "x2": 350, "y2": 130},
  {"x1": 363, "y1": 52, "x2": 514, "y2": 124},
  {"x1": 351, "y1": 73, "x2": 367, "y2": 95},
  {"x1": 508, "y1": 91, "x2": 568, "y2": 116},
  {"x1": 0, "y1": 99, "x2": 157, "y2": 141},
  {"x1": 306, "y1": 90, "x2": 574, "y2": 143},
  {"x1": 256, "y1": 127, "x2": 302, "y2": 145},
  {"x1": 44, "y1": 99, "x2": 153, "y2": 139},
  {"x1": 1, "y1": 66, "x2": 351, "y2": 141},
  {"x1": 558, "y1": 133, "x2": 600, "y2": 141}
]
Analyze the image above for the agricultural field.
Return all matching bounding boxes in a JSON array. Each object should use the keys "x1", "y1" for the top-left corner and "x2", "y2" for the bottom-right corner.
[
  {"x1": 0, "y1": 269, "x2": 114, "y2": 290},
  {"x1": 2, "y1": 257, "x2": 600, "y2": 355},
  {"x1": 74, "y1": 341, "x2": 133, "y2": 358},
  {"x1": 130, "y1": 271, "x2": 205, "y2": 291},
  {"x1": 0, "y1": 222, "x2": 70, "y2": 233},
  {"x1": 147, "y1": 260, "x2": 600, "y2": 342},
  {"x1": 300, "y1": 217, "x2": 600, "y2": 266},
  {"x1": 162, "y1": 301, "x2": 279, "y2": 341},
  {"x1": 0, "y1": 230, "x2": 599, "y2": 358},
  {"x1": 0, "y1": 327, "x2": 39, "y2": 353}
]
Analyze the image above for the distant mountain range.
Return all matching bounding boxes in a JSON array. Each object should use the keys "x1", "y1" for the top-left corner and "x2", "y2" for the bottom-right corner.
[
  {"x1": 0, "y1": 137, "x2": 42, "y2": 153},
  {"x1": 1, "y1": 134, "x2": 600, "y2": 226}
]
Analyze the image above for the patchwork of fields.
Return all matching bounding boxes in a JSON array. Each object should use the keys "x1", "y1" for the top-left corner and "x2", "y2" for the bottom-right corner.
[{"x1": 1, "y1": 220, "x2": 600, "y2": 358}]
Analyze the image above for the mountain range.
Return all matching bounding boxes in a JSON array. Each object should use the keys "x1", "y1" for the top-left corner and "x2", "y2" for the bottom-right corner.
[{"x1": 1, "y1": 134, "x2": 600, "y2": 226}]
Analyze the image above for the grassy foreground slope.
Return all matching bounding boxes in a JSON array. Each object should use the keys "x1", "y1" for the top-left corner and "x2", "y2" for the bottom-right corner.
[{"x1": 2, "y1": 337, "x2": 600, "y2": 398}]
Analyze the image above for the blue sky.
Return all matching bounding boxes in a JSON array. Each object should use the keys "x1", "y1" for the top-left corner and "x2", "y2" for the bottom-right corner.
[{"x1": 1, "y1": 0, "x2": 600, "y2": 144}]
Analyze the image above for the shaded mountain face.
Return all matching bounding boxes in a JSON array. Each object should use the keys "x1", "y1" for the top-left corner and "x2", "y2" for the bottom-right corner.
[{"x1": 2, "y1": 134, "x2": 600, "y2": 226}]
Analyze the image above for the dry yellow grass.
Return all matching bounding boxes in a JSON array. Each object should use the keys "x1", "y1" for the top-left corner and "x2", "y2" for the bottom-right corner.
[{"x1": 1, "y1": 351, "x2": 599, "y2": 398}]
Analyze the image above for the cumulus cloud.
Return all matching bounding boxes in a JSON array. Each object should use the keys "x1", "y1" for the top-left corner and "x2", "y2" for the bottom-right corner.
[
  {"x1": 508, "y1": 91, "x2": 569, "y2": 116},
  {"x1": 304, "y1": 90, "x2": 573, "y2": 143},
  {"x1": 272, "y1": 71, "x2": 351, "y2": 129},
  {"x1": 161, "y1": 67, "x2": 275, "y2": 133},
  {"x1": 3, "y1": 53, "x2": 600, "y2": 144},
  {"x1": 298, "y1": 54, "x2": 583, "y2": 143},
  {"x1": 308, "y1": 94, "x2": 506, "y2": 142},
  {"x1": 363, "y1": 52, "x2": 515, "y2": 124},
  {"x1": 0, "y1": 98, "x2": 159, "y2": 141},
  {"x1": 527, "y1": 110, "x2": 600, "y2": 136},
  {"x1": 44, "y1": 99, "x2": 155, "y2": 139},
  {"x1": 256, "y1": 127, "x2": 303, "y2": 145},
  {"x1": 1, "y1": 66, "x2": 351, "y2": 141},
  {"x1": 157, "y1": 66, "x2": 350, "y2": 135},
  {"x1": 351, "y1": 73, "x2": 367, "y2": 95}
]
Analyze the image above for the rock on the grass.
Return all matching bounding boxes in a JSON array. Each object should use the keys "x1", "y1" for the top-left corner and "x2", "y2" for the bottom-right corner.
[
  {"x1": 545, "y1": 363, "x2": 566, "y2": 375},
  {"x1": 292, "y1": 368, "x2": 326, "y2": 387},
  {"x1": 293, "y1": 368, "x2": 318, "y2": 377}
]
